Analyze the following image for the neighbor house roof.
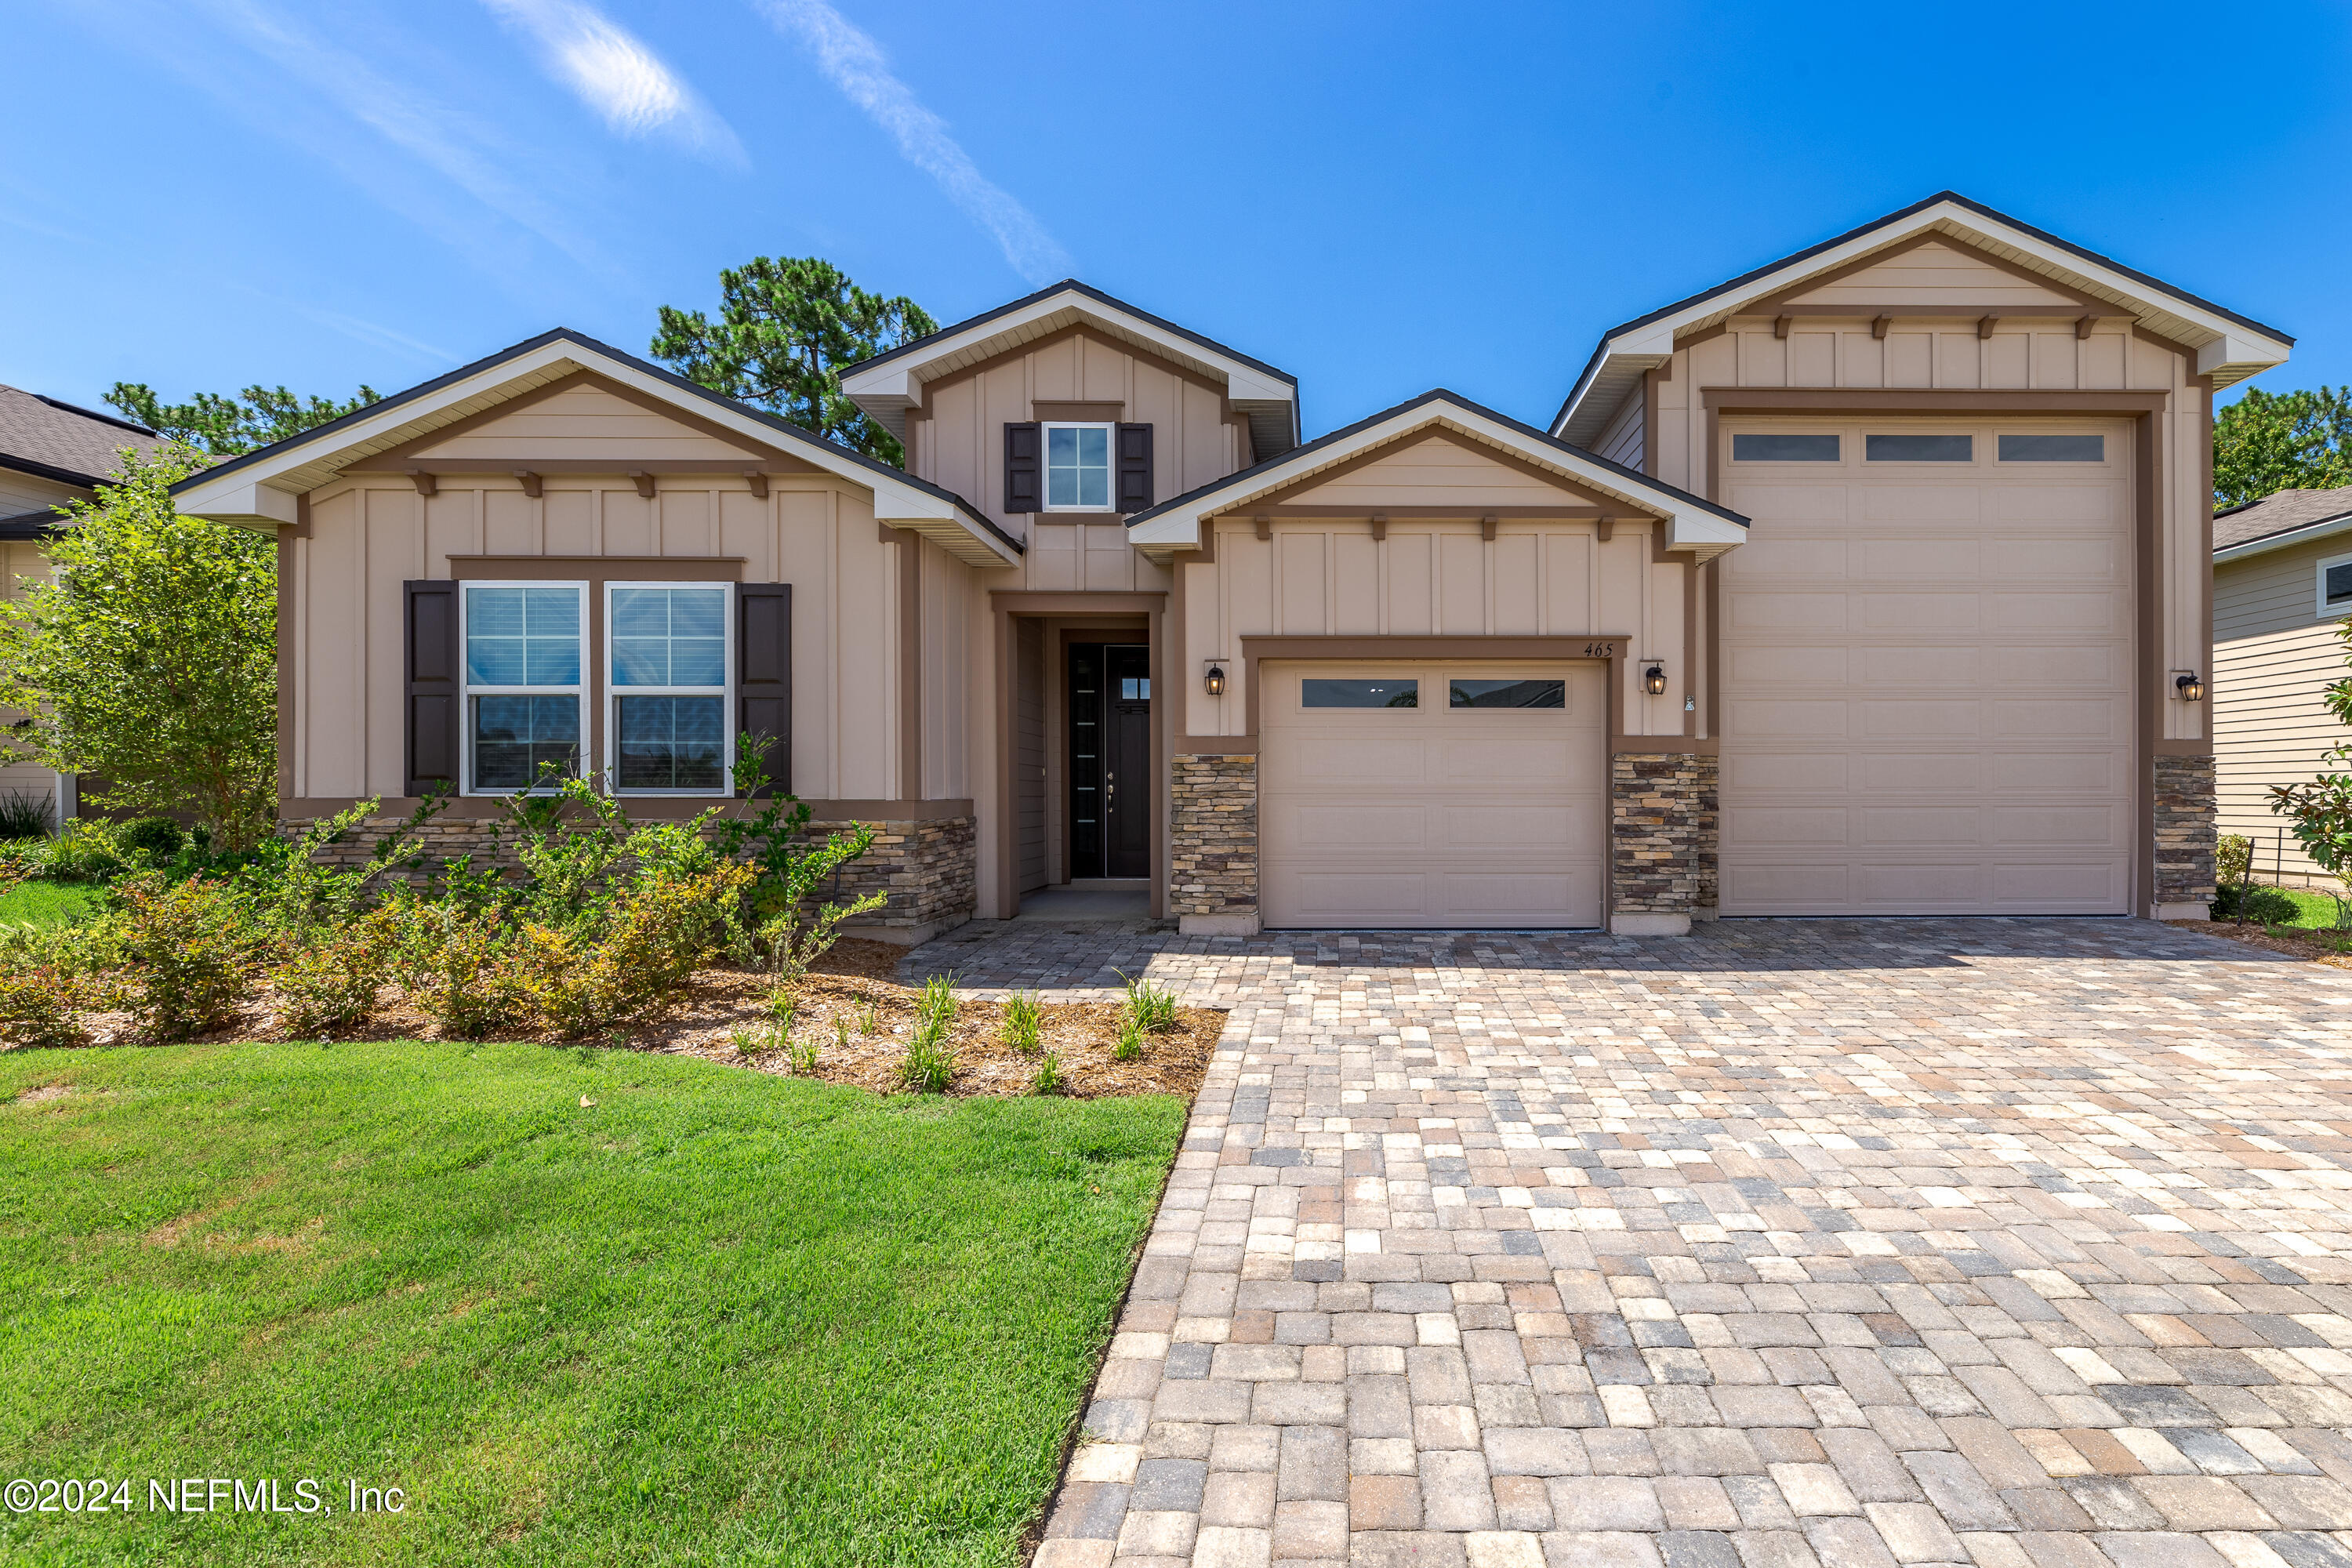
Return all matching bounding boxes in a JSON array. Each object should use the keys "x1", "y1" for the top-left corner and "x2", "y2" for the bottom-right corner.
[
  {"x1": 1552, "y1": 191, "x2": 2296, "y2": 448},
  {"x1": 0, "y1": 383, "x2": 168, "y2": 491},
  {"x1": 2212, "y1": 485, "x2": 2352, "y2": 562},
  {"x1": 1123, "y1": 388, "x2": 1749, "y2": 564},
  {"x1": 169, "y1": 328, "x2": 1022, "y2": 566},
  {"x1": 840, "y1": 280, "x2": 1301, "y2": 462}
]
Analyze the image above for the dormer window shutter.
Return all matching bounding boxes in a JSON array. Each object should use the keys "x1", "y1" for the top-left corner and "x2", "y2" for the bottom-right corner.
[
  {"x1": 1116, "y1": 423, "x2": 1154, "y2": 514},
  {"x1": 1004, "y1": 422, "x2": 1040, "y2": 514}
]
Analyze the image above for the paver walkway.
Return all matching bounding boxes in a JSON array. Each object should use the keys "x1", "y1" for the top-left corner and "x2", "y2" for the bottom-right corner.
[{"x1": 904, "y1": 916, "x2": 2352, "y2": 1568}]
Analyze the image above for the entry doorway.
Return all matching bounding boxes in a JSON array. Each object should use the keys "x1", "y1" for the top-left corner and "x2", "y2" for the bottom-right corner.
[{"x1": 1069, "y1": 642, "x2": 1151, "y2": 880}]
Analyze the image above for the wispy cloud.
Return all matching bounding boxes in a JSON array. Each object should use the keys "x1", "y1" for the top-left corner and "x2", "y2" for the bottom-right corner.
[
  {"x1": 482, "y1": 0, "x2": 745, "y2": 165},
  {"x1": 191, "y1": 0, "x2": 618, "y2": 275},
  {"x1": 753, "y1": 0, "x2": 1071, "y2": 283}
]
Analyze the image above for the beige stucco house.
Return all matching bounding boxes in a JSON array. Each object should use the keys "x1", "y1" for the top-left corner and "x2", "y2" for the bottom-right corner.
[
  {"x1": 169, "y1": 191, "x2": 2288, "y2": 938},
  {"x1": 2211, "y1": 485, "x2": 2352, "y2": 886}
]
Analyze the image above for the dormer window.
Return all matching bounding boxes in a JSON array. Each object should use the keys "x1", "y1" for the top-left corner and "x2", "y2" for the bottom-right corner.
[{"x1": 1044, "y1": 423, "x2": 1113, "y2": 511}]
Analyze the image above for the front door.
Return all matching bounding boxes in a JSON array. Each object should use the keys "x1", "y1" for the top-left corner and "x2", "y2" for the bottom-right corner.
[{"x1": 1069, "y1": 643, "x2": 1151, "y2": 879}]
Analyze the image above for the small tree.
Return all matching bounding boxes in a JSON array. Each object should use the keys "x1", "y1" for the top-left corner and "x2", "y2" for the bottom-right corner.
[
  {"x1": 2214, "y1": 386, "x2": 2352, "y2": 510},
  {"x1": 2270, "y1": 616, "x2": 2352, "y2": 919},
  {"x1": 0, "y1": 445, "x2": 278, "y2": 851},
  {"x1": 105, "y1": 382, "x2": 382, "y2": 458},
  {"x1": 650, "y1": 256, "x2": 935, "y2": 463}
]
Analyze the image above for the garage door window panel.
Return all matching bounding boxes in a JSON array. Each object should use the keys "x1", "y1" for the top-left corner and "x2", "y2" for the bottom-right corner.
[
  {"x1": 1998, "y1": 434, "x2": 2105, "y2": 463},
  {"x1": 1450, "y1": 678, "x2": 1564, "y2": 709},
  {"x1": 1302, "y1": 677, "x2": 1417, "y2": 708},
  {"x1": 1732, "y1": 433, "x2": 1841, "y2": 463},
  {"x1": 1866, "y1": 434, "x2": 1973, "y2": 462}
]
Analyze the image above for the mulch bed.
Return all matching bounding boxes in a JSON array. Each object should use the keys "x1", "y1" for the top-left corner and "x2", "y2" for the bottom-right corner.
[
  {"x1": 51, "y1": 938, "x2": 1225, "y2": 1101},
  {"x1": 2166, "y1": 917, "x2": 2352, "y2": 970}
]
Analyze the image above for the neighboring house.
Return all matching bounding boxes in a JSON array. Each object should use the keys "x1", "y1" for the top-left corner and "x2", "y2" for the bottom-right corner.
[
  {"x1": 0, "y1": 383, "x2": 172, "y2": 824},
  {"x1": 2211, "y1": 485, "x2": 2352, "y2": 887},
  {"x1": 168, "y1": 192, "x2": 2285, "y2": 938}
]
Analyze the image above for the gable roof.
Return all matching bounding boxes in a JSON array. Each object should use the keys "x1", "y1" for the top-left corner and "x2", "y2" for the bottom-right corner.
[
  {"x1": 0, "y1": 383, "x2": 169, "y2": 491},
  {"x1": 1123, "y1": 388, "x2": 1748, "y2": 563},
  {"x1": 169, "y1": 328, "x2": 1022, "y2": 565},
  {"x1": 1552, "y1": 191, "x2": 2296, "y2": 447},
  {"x1": 839, "y1": 280, "x2": 1300, "y2": 461},
  {"x1": 2212, "y1": 485, "x2": 2352, "y2": 561}
]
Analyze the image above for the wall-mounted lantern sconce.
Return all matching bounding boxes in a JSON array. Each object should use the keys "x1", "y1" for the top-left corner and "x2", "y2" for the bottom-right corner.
[
  {"x1": 2175, "y1": 670, "x2": 2204, "y2": 702},
  {"x1": 1204, "y1": 662, "x2": 1228, "y2": 698},
  {"x1": 1642, "y1": 662, "x2": 1668, "y2": 697}
]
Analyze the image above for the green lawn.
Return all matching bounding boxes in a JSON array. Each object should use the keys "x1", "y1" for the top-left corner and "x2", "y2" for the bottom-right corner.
[
  {"x1": 2224, "y1": 882, "x2": 2352, "y2": 931},
  {"x1": 0, "y1": 1042, "x2": 1185, "y2": 1566},
  {"x1": 0, "y1": 879, "x2": 107, "y2": 927}
]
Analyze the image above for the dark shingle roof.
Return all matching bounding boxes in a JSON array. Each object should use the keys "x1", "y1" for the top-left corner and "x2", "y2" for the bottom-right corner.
[
  {"x1": 0, "y1": 384, "x2": 168, "y2": 488},
  {"x1": 2213, "y1": 486, "x2": 2352, "y2": 554}
]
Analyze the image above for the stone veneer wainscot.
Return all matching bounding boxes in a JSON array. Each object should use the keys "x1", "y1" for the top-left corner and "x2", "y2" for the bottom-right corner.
[
  {"x1": 1610, "y1": 752, "x2": 1719, "y2": 935},
  {"x1": 2154, "y1": 753, "x2": 2217, "y2": 919},
  {"x1": 1169, "y1": 753, "x2": 1259, "y2": 935}
]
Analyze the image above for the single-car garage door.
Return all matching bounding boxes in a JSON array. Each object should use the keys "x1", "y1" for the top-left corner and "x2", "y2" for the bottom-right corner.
[
  {"x1": 1719, "y1": 418, "x2": 2134, "y2": 916},
  {"x1": 1259, "y1": 660, "x2": 1605, "y2": 927}
]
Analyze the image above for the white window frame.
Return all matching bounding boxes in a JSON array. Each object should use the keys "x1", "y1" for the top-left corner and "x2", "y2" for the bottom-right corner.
[
  {"x1": 603, "y1": 580, "x2": 735, "y2": 797},
  {"x1": 2319, "y1": 550, "x2": 2352, "y2": 620},
  {"x1": 1041, "y1": 420, "x2": 1116, "y2": 513},
  {"x1": 459, "y1": 579, "x2": 588, "y2": 798}
]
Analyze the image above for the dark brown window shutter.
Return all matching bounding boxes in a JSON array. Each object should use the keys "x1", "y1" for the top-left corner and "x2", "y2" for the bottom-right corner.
[
  {"x1": 737, "y1": 582, "x2": 792, "y2": 797},
  {"x1": 404, "y1": 579, "x2": 461, "y2": 797},
  {"x1": 1116, "y1": 423, "x2": 1154, "y2": 514},
  {"x1": 1004, "y1": 422, "x2": 1040, "y2": 513}
]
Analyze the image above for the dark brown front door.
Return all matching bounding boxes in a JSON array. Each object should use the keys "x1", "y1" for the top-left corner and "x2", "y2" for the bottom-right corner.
[{"x1": 1069, "y1": 642, "x2": 1151, "y2": 879}]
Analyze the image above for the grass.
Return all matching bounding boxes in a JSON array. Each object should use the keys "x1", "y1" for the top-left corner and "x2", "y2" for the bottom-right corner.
[
  {"x1": 0, "y1": 880, "x2": 107, "y2": 928},
  {"x1": 2223, "y1": 882, "x2": 2352, "y2": 931},
  {"x1": 0, "y1": 1041, "x2": 1186, "y2": 1566}
]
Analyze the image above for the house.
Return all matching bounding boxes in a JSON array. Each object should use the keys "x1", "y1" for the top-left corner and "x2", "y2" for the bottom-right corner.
[
  {"x1": 168, "y1": 192, "x2": 2286, "y2": 938},
  {"x1": 0, "y1": 383, "x2": 172, "y2": 824},
  {"x1": 2211, "y1": 485, "x2": 2352, "y2": 887}
]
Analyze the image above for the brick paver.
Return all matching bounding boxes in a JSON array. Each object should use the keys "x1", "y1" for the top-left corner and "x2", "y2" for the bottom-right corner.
[{"x1": 904, "y1": 917, "x2": 2352, "y2": 1568}]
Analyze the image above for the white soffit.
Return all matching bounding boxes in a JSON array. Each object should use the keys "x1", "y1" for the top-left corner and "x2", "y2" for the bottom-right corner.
[
  {"x1": 840, "y1": 286, "x2": 1300, "y2": 459},
  {"x1": 1126, "y1": 394, "x2": 1748, "y2": 563},
  {"x1": 1553, "y1": 196, "x2": 2295, "y2": 447},
  {"x1": 169, "y1": 332, "x2": 1021, "y2": 566}
]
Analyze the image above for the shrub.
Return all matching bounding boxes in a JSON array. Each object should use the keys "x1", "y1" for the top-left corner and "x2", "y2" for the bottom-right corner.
[
  {"x1": 116, "y1": 875, "x2": 252, "y2": 1040},
  {"x1": 1118, "y1": 971, "x2": 1178, "y2": 1033},
  {"x1": 272, "y1": 909, "x2": 397, "y2": 1036},
  {"x1": 2214, "y1": 883, "x2": 2301, "y2": 925},
  {"x1": 1029, "y1": 1051, "x2": 1065, "y2": 1096},
  {"x1": 390, "y1": 901, "x2": 525, "y2": 1040},
  {"x1": 516, "y1": 864, "x2": 754, "y2": 1040},
  {"x1": 0, "y1": 793, "x2": 53, "y2": 841},
  {"x1": 2217, "y1": 833, "x2": 2252, "y2": 890},
  {"x1": 0, "y1": 967, "x2": 88, "y2": 1049},
  {"x1": 1000, "y1": 989, "x2": 1043, "y2": 1054},
  {"x1": 118, "y1": 816, "x2": 184, "y2": 864},
  {"x1": 35, "y1": 819, "x2": 129, "y2": 883}
]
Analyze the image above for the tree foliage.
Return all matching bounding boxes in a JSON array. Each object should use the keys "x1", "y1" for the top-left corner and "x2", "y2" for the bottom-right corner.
[
  {"x1": 0, "y1": 445, "x2": 277, "y2": 851},
  {"x1": 104, "y1": 381, "x2": 382, "y2": 457},
  {"x1": 2213, "y1": 386, "x2": 2352, "y2": 510},
  {"x1": 651, "y1": 256, "x2": 936, "y2": 464}
]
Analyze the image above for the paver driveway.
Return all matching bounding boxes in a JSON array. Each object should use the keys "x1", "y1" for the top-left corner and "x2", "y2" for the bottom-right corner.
[{"x1": 906, "y1": 916, "x2": 2352, "y2": 1568}]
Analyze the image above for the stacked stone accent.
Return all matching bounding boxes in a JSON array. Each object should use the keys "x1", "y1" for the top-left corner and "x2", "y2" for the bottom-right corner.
[
  {"x1": 2154, "y1": 753, "x2": 2218, "y2": 912},
  {"x1": 1610, "y1": 753, "x2": 1719, "y2": 916},
  {"x1": 292, "y1": 809, "x2": 976, "y2": 938},
  {"x1": 1169, "y1": 753, "x2": 1258, "y2": 925}
]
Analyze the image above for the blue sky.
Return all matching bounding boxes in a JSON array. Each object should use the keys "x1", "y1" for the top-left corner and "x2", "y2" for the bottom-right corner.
[{"x1": 5, "y1": 1, "x2": 2345, "y2": 437}]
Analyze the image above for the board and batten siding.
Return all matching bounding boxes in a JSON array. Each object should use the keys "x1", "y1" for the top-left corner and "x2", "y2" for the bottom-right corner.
[
  {"x1": 906, "y1": 325, "x2": 1235, "y2": 593},
  {"x1": 1178, "y1": 437, "x2": 1690, "y2": 739},
  {"x1": 2214, "y1": 536, "x2": 2352, "y2": 886},
  {"x1": 0, "y1": 470, "x2": 85, "y2": 520},
  {"x1": 286, "y1": 475, "x2": 933, "y2": 805},
  {"x1": 1637, "y1": 239, "x2": 2210, "y2": 747}
]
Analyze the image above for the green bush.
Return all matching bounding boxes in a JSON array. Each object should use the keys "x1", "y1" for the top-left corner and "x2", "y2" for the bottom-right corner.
[
  {"x1": 388, "y1": 900, "x2": 525, "y2": 1040},
  {"x1": 118, "y1": 816, "x2": 185, "y2": 865},
  {"x1": 2213, "y1": 883, "x2": 2302, "y2": 924},
  {"x1": 272, "y1": 909, "x2": 397, "y2": 1036},
  {"x1": 0, "y1": 967, "x2": 88, "y2": 1049},
  {"x1": 116, "y1": 876, "x2": 252, "y2": 1040},
  {"x1": 514, "y1": 864, "x2": 755, "y2": 1040},
  {"x1": 0, "y1": 793, "x2": 53, "y2": 840},
  {"x1": 2217, "y1": 833, "x2": 2253, "y2": 890}
]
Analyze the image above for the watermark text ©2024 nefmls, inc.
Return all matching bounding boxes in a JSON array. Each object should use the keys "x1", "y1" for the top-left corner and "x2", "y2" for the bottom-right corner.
[{"x1": 7, "y1": 1476, "x2": 405, "y2": 1516}]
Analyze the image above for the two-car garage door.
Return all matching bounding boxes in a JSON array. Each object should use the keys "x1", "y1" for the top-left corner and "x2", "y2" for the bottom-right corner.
[
  {"x1": 1260, "y1": 661, "x2": 1606, "y2": 928},
  {"x1": 1718, "y1": 419, "x2": 2135, "y2": 916}
]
